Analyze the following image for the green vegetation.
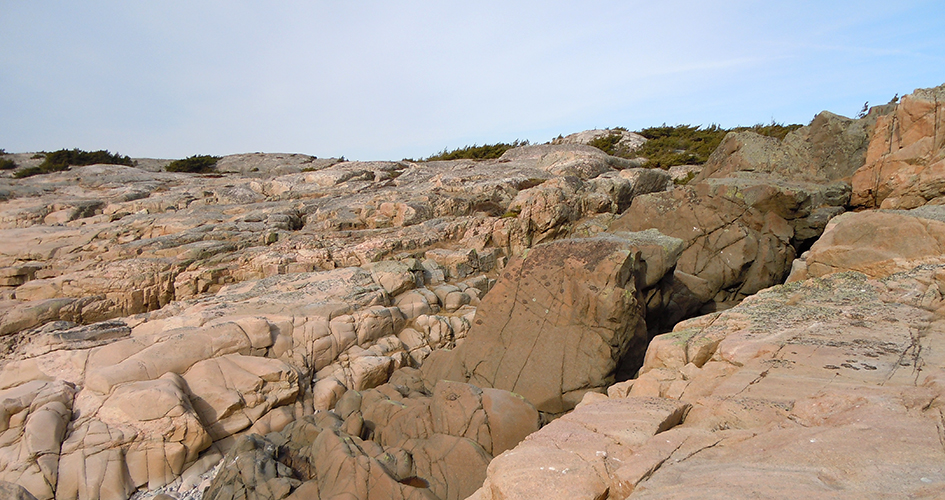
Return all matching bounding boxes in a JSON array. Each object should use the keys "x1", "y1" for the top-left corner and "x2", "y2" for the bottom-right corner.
[
  {"x1": 582, "y1": 127, "x2": 634, "y2": 156},
  {"x1": 741, "y1": 122, "x2": 803, "y2": 140},
  {"x1": 632, "y1": 122, "x2": 802, "y2": 169},
  {"x1": 0, "y1": 158, "x2": 15, "y2": 170},
  {"x1": 424, "y1": 140, "x2": 529, "y2": 161},
  {"x1": 13, "y1": 148, "x2": 134, "y2": 178},
  {"x1": 673, "y1": 170, "x2": 697, "y2": 185},
  {"x1": 587, "y1": 133, "x2": 624, "y2": 156},
  {"x1": 166, "y1": 155, "x2": 221, "y2": 173},
  {"x1": 13, "y1": 167, "x2": 46, "y2": 178},
  {"x1": 633, "y1": 124, "x2": 726, "y2": 168}
]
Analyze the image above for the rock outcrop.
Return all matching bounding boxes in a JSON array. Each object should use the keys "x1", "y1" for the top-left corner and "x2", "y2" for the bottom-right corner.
[
  {"x1": 0, "y1": 144, "x2": 680, "y2": 500},
  {"x1": 608, "y1": 103, "x2": 895, "y2": 318},
  {"x1": 852, "y1": 84, "x2": 945, "y2": 209},
  {"x1": 788, "y1": 206, "x2": 945, "y2": 282},
  {"x1": 695, "y1": 108, "x2": 890, "y2": 183},
  {"x1": 551, "y1": 128, "x2": 648, "y2": 158},
  {"x1": 200, "y1": 374, "x2": 539, "y2": 500},
  {"x1": 421, "y1": 235, "x2": 650, "y2": 415},
  {"x1": 474, "y1": 265, "x2": 945, "y2": 498},
  {"x1": 4, "y1": 83, "x2": 945, "y2": 500}
]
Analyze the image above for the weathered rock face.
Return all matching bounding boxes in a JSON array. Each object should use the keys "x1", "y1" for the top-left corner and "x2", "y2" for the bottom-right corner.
[
  {"x1": 421, "y1": 235, "x2": 649, "y2": 415},
  {"x1": 201, "y1": 374, "x2": 539, "y2": 500},
  {"x1": 610, "y1": 180, "x2": 801, "y2": 309},
  {"x1": 788, "y1": 207, "x2": 945, "y2": 282},
  {"x1": 697, "y1": 107, "x2": 892, "y2": 184},
  {"x1": 1, "y1": 143, "x2": 679, "y2": 500},
  {"x1": 852, "y1": 84, "x2": 945, "y2": 209},
  {"x1": 0, "y1": 380, "x2": 75, "y2": 500},
  {"x1": 550, "y1": 128, "x2": 648, "y2": 157},
  {"x1": 214, "y1": 153, "x2": 342, "y2": 177},
  {"x1": 605, "y1": 106, "x2": 887, "y2": 321},
  {"x1": 0, "y1": 481, "x2": 39, "y2": 500},
  {"x1": 471, "y1": 396, "x2": 690, "y2": 500},
  {"x1": 0, "y1": 145, "x2": 669, "y2": 335},
  {"x1": 5, "y1": 86, "x2": 945, "y2": 499},
  {"x1": 474, "y1": 265, "x2": 945, "y2": 498}
]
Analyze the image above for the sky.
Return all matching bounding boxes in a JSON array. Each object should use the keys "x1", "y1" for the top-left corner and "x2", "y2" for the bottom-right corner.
[{"x1": 2, "y1": 1, "x2": 944, "y2": 162}]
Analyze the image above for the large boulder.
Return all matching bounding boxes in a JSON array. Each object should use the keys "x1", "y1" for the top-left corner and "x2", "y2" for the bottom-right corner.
[
  {"x1": 182, "y1": 354, "x2": 300, "y2": 442},
  {"x1": 852, "y1": 83, "x2": 945, "y2": 209},
  {"x1": 609, "y1": 181, "x2": 799, "y2": 309},
  {"x1": 788, "y1": 207, "x2": 945, "y2": 282},
  {"x1": 422, "y1": 235, "x2": 649, "y2": 414},
  {"x1": 57, "y1": 374, "x2": 212, "y2": 499}
]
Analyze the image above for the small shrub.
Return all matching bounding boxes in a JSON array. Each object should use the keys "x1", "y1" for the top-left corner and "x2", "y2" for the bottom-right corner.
[
  {"x1": 587, "y1": 133, "x2": 623, "y2": 156},
  {"x1": 0, "y1": 148, "x2": 6, "y2": 155},
  {"x1": 738, "y1": 122, "x2": 803, "y2": 140},
  {"x1": 424, "y1": 140, "x2": 529, "y2": 161},
  {"x1": 636, "y1": 124, "x2": 726, "y2": 169},
  {"x1": 41, "y1": 148, "x2": 134, "y2": 170},
  {"x1": 856, "y1": 101, "x2": 869, "y2": 119},
  {"x1": 0, "y1": 158, "x2": 15, "y2": 171},
  {"x1": 673, "y1": 170, "x2": 697, "y2": 185},
  {"x1": 13, "y1": 148, "x2": 134, "y2": 178},
  {"x1": 633, "y1": 122, "x2": 802, "y2": 169},
  {"x1": 166, "y1": 155, "x2": 221, "y2": 173},
  {"x1": 13, "y1": 166, "x2": 47, "y2": 178}
]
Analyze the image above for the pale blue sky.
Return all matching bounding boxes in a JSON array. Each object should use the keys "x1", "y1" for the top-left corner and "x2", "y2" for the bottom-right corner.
[{"x1": 2, "y1": 1, "x2": 943, "y2": 161}]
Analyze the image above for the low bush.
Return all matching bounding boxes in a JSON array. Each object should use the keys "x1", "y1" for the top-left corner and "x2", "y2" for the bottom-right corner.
[
  {"x1": 736, "y1": 122, "x2": 803, "y2": 141},
  {"x1": 635, "y1": 125, "x2": 726, "y2": 168},
  {"x1": 13, "y1": 166, "x2": 47, "y2": 178},
  {"x1": 13, "y1": 148, "x2": 134, "y2": 178},
  {"x1": 424, "y1": 140, "x2": 529, "y2": 161},
  {"x1": 633, "y1": 122, "x2": 802, "y2": 169},
  {"x1": 0, "y1": 158, "x2": 15, "y2": 170},
  {"x1": 41, "y1": 148, "x2": 133, "y2": 169},
  {"x1": 166, "y1": 155, "x2": 221, "y2": 173},
  {"x1": 587, "y1": 133, "x2": 624, "y2": 156}
]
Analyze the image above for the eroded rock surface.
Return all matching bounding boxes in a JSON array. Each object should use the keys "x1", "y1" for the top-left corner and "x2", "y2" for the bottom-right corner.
[
  {"x1": 474, "y1": 266, "x2": 945, "y2": 499},
  {"x1": 0, "y1": 146, "x2": 677, "y2": 500},
  {"x1": 421, "y1": 235, "x2": 650, "y2": 415},
  {"x1": 4, "y1": 84, "x2": 945, "y2": 499},
  {"x1": 852, "y1": 84, "x2": 945, "y2": 209}
]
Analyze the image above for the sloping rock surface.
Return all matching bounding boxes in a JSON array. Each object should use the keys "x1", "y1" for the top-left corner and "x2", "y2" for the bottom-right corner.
[
  {"x1": 473, "y1": 265, "x2": 945, "y2": 499},
  {"x1": 421, "y1": 235, "x2": 649, "y2": 415}
]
